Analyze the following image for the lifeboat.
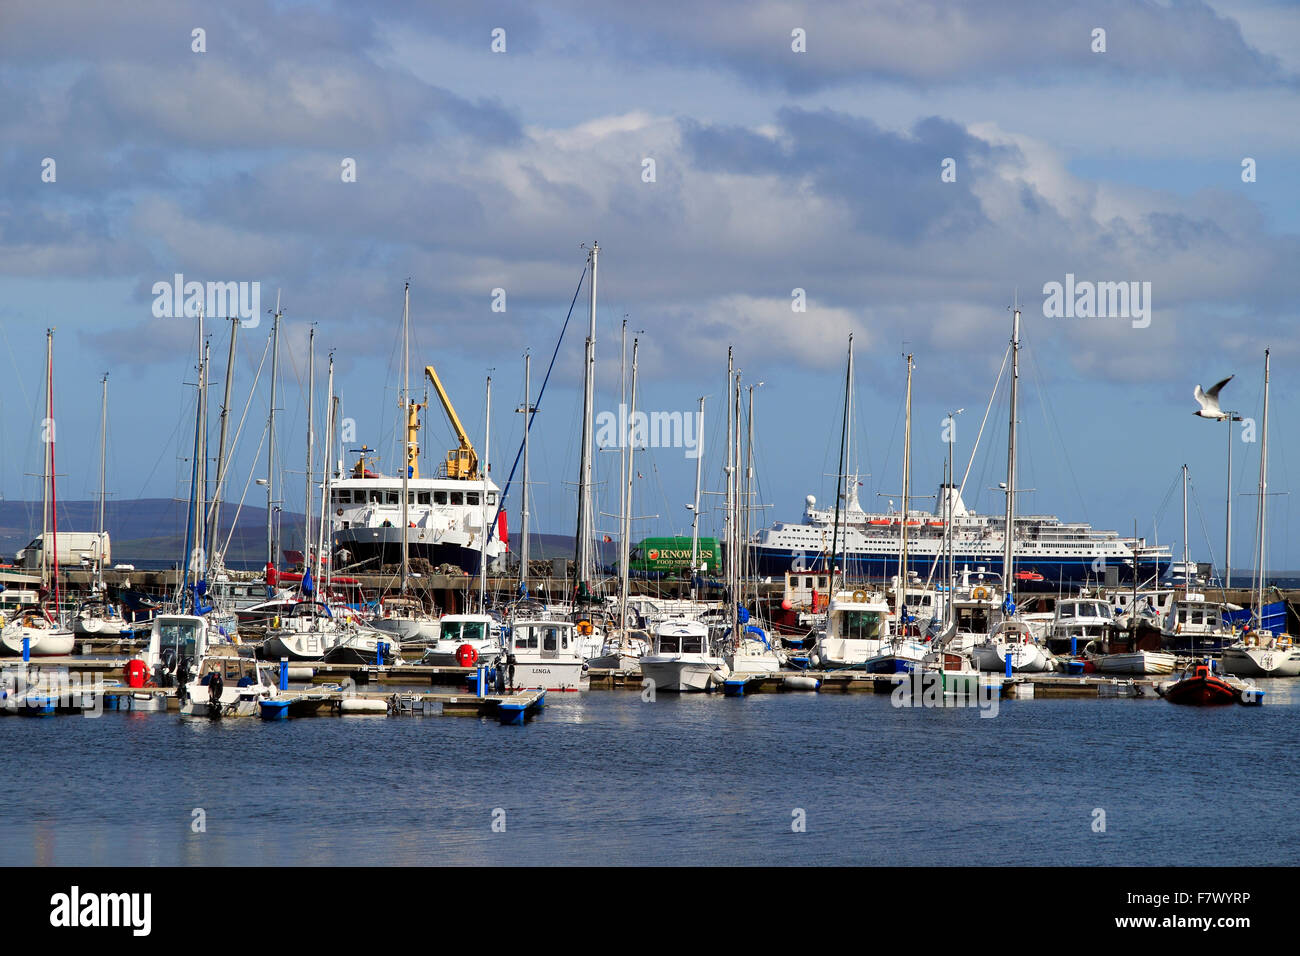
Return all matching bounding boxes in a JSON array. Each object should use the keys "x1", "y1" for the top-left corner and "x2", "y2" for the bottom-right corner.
[{"x1": 1159, "y1": 660, "x2": 1240, "y2": 706}]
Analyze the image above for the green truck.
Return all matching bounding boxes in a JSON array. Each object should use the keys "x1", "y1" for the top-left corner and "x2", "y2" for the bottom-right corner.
[{"x1": 624, "y1": 536, "x2": 720, "y2": 576}]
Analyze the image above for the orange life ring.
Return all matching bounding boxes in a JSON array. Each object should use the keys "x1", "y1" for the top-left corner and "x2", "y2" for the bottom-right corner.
[
  {"x1": 456, "y1": 643, "x2": 478, "y2": 668},
  {"x1": 577, "y1": 620, "x2": 593, "y2": 636}
]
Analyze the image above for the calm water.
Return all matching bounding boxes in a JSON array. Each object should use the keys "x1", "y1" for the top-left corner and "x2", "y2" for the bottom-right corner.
[{"x1": 3, "y1": 684, "x2": 1298, "y2": 866}]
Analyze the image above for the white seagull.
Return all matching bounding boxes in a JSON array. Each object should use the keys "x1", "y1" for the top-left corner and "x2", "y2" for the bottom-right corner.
[{"x1": 1193, "y1": 375, "x2": 1234, "y2": 419}]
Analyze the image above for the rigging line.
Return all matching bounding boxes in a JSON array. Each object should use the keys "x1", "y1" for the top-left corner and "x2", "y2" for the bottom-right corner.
[
  {"x1": 485, "y1": 265, "x2": 588, "y2": 546},
  {"x1": 919, "y1": 344, "x2": 1010, "y2": 586},
  {"x1": 204, "y1": 330, "x2": 272, "y2": 532},
  {"x1": 222, "y1": 423, "x2": 268, "y2": 562}
]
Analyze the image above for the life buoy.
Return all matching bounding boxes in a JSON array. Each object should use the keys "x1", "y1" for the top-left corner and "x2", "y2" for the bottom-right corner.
[
  {"x1": 972, "y1": 587, "x2": 989, "y2": 601},
  {"x1": 456, "y1": 643, "x2": 478, "y2": 668},
  {"x1": 336, "y1": 508, "x2": 344, "y2": 516},
  {"x1": 577, "y1": 620, "x2": 593, "y2": 636},
  {"x1": 124, "y1": 658, "x2": 148, "y2": 688},
  {"x1": 852, "y1": 590, "x2": 868, "y2": 604},
  {"x1": 271, "y1": 616, "x2": 281, "y2": 629}
]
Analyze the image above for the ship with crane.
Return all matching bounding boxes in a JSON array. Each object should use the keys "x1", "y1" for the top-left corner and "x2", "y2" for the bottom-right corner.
[{"x1": 327, "y1": 363, "x2": 506, "y2": 576}]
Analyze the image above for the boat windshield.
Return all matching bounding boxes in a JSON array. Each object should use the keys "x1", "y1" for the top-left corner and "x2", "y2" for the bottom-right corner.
[
  {"x1": 446, "y1": 620, "x2": 487, "y2": 642},
  {"x1": 159, "y1": 620, "x2": 200, "y2": 658},
  {"x1": 838, "y1": 611, "x2": 882, "y2": 640}
]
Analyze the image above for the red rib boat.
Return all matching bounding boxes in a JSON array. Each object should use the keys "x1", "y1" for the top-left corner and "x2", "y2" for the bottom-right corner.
[{"x1": 1160, "y1": 660, "x2": 1239, "y2": 706}]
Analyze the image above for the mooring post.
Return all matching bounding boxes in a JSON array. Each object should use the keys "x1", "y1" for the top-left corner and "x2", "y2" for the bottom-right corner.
[
  {"x1": 1005, "y1": 652, "x2": 1013, "y2": 678},
  {"x1": 376, "y1": 641, "x2": 385, "y2": 668},
  {"x1": 22, "y1": 637, "x2": 30, "y2": 662},
  {"x1": 279, "y1": 657, "x2": 288, "y2": 691}
]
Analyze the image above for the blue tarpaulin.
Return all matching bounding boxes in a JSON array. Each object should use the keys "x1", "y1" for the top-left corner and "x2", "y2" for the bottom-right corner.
[{"x1": 1225, "y1": 601, "x2": 1287, "y2": 633}]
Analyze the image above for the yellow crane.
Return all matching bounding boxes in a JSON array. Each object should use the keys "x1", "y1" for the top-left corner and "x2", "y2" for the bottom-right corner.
[{"x1": 424, "y1": 364, "x2": 479, "y2": 479}]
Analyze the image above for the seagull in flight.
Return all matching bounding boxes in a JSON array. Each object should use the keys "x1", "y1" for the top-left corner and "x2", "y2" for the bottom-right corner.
[{"x1": 1193, "y1": 375, "x2": 1234, "y2": 419}]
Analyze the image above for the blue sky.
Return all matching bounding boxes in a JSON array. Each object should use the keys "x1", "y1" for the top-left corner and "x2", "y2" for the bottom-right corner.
[{"x1": 1, "y1": 0, "x2": 1298, "y2": 569}]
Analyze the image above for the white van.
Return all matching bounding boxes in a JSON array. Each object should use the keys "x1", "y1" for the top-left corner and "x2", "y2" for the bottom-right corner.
[{"x1": 15, "y1": 532, "x2": 111, "y2": 569}]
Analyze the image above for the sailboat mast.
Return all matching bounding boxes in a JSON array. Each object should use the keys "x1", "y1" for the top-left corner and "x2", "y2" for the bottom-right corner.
[
  {"x1": 573, "y1": 242, "x2": 598, "y2": 593},
  {"x1": 1003, "y1": 304, "x2": 1021, "y2": 602},
  {"x1": 42, "y1": 330, "x2": 54, "y2": 605},
  {"x1": 96, "y1": 373, "x2": 108, "y2": 592},
  {"x1": 619, "y1": 339, "x2": 638, "y2": 635},
  {"x1": 400, "y1": 284, "x2": 410, "y2": 593},
  {"x1": 305, "y1": 324, "x2": 315, "y2": 581},
  {"x1": 725, "y1": 347, "x2": 734, "y2": 591},
  {"x1": 690, "y1": 396, "x2": 705, "y2": 601},
  {"x1": 519, "y1": 352, "x2": 532, "y2": 595},
  {"x1": 316, "y1": 353, "x2": 334, "y2": 590},
  {"x1": 828, "y1": 335, "x2": 851, "y2": 588},
  {"x1": 1255, "y1": 349, "x2": 1270, "y2": 627},
  {"x1": 267, "y1": 294, "x2": 281, "y2": 578},
  {"x1": 745, "y1": 383, "x2": 756, "y2": 605},
  {"x1": 208, "y1": 316, "x2": 238, "y2": 570},
  {"x1": 1181, "y1": 463, "x2": 1189, "y2": 588},
  {"x1": 199, "y1": 330, "x2": 209, "y2": 573},
  {"x1": 899, "y1": 353, "x2": 912, "y2": 607},
  {"x1": 480, "y1": 374, "x2": 491, "y2": 613}
]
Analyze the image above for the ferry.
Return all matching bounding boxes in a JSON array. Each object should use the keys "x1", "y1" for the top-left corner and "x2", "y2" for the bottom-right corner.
[
  {"x1": 750, "y1": 483, "x2": 1170, "y2": 588},
  {"x1": 329, "y1": 363, "x2": 507, "y2": 576}
]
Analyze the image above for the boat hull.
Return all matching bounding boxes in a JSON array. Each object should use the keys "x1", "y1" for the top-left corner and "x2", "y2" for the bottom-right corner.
[
  {"x1": 640, "y1": 657, "x2": 728, "y2": 692},
  {"x1": 1091, "y1": 651, "x2": 1177, "y2": 676},
  {"x1": 1220, "y1": 645, "x2": 1300, "y2": 677},
  {"x1": 1161, "y1": 676, "x2": 1238, "y2": 706},
  {"x1": 0, "y1": 630, "x2": 76, "y2": 657}
]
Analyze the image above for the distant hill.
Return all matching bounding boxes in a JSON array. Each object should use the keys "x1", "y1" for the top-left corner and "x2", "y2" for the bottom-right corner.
[
  {"x1": 0, "y1": 498, "x2": 302, "y2": 566},
  {"x1": 0, "y1": 498, "x2": 608, "y2": 566}
]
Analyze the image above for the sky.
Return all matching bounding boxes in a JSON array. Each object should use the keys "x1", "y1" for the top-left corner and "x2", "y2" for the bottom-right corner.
[{"x1": 1, "y1": 0, "x2": 1298, "y2": 570}]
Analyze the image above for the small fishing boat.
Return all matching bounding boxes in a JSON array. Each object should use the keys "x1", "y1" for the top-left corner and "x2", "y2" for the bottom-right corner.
[
  {"x1": 497, "y1": 619, "x2": 589, "y2": 692},
  {"x1": 419, "y1": 613, "x2": 500, "y2": 667}
]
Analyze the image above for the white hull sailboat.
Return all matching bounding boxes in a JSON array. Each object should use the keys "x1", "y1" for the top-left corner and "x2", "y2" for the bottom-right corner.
[{"x1": 1220, "y1": 641, "x2": 1300, "y2": 677}]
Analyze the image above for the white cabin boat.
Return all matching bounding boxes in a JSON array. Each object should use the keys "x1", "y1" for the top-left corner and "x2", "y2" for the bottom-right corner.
[
  {"x1": 813, "y1": 589, "x2": 889, "y2": 668},
  {"x1": 500, "y1": 620, "x2": 590, "y2": 692},
  {"x1": 640, "y1": 619, "x2": 728, "y2": 692}
]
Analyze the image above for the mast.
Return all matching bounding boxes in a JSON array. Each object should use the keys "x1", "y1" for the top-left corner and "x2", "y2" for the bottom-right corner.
[
  {"x1": 43, "y1": 330, "x2": 57, "y2": 608},
  {"x1": 266, "y1": 293, "x2": 281, "y2": 579},
  {"x1": 400, "y1": 284, "x2": 410, "y2": 593},
  {"x1": 828, "y1": 335, "x2": 851, "y2": 589},
  {"x1": 573, "y1": 242, "x2": 598, "y2": 596},
  {"x1": 1003, "y1": 303, "x2": 1021, "y2": 604},
  {"x1": 725, "y1": 347, "x2": 734, "y2": 590},
  {"x1": 745, "y1": 383, "x2": 757, "y2": 605},
  {"x1": 316, "y1": 354, "x2": 335, "y2": 593},
  {"x1": 619, "y1": 339, "x2": 639, "y2": 636},
  {"x1": 305, "y1": 324, "x2": 315, "y2": 582},
  {"x1": 198, "y1": 329, "x2": 209, "y2": 577},
  {"x1": 480, "y1": 373, "x2": 491, "y2": 613},
  {"x1": 518, "y1": 352, "x2": 532, "y2": 595},
  {"x1": 1181, "y1": 463, "x2": 1189, "y2": 589},
  {"x1": 1254, "y1": 349, "x2": 1270, "y2": 628},
  {"x1": 899, "y1": 353, "x2": 913, "y2": 611},
  {"x1": 208, "y1": 316, "x2": 238, "y2": 571},
  {"x1": 96, "y1": 372, "x2": 108, "y2": 592},
  {"x1": 690, "y1": 396, "x2": 705, "y2": 601},
  {"x1": 731, "y1": 368, "x2": 742, "y2": 649}
]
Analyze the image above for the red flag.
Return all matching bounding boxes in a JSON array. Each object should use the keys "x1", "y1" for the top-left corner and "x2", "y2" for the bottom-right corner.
[{"x1": 497, "y1": 509, "x2": 509, "y2": 550}]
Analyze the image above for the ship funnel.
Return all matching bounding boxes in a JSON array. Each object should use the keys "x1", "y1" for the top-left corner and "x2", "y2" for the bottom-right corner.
[{"x1": 935, "y1": 482, "x2": 968, "y2": 518}]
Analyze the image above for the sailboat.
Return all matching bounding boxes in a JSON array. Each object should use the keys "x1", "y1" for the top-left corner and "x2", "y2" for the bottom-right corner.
[
  {"x1": 1221, "y1": 349, "x2": 1300, "y2": 677},
  {"x1": 971, "y1": 304, "x2": 1052, "y2": 673},
  {"x1": 813, "y1": 335, "x2": 891, "y2": 668},
  {"x1": 72, "y1": 374, "x2": 127, "y2": 640},
  {"x1": 591, "y1": 331, "x2": 651, "y2": 670},
  {"x1": 1, "y1": 330, "x2": 74, "y2": 657},
  {"x1": 866, "y1": 354, "x2": 932, "y2": 674},
  {"x1": 724, "y1": 371, "x2": 785, "y2": 676}
]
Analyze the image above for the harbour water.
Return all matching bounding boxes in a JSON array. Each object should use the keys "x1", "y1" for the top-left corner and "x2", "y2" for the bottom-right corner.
[{"x1": 5, "y1": 683, "x2": 1298, "y2": 866}]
